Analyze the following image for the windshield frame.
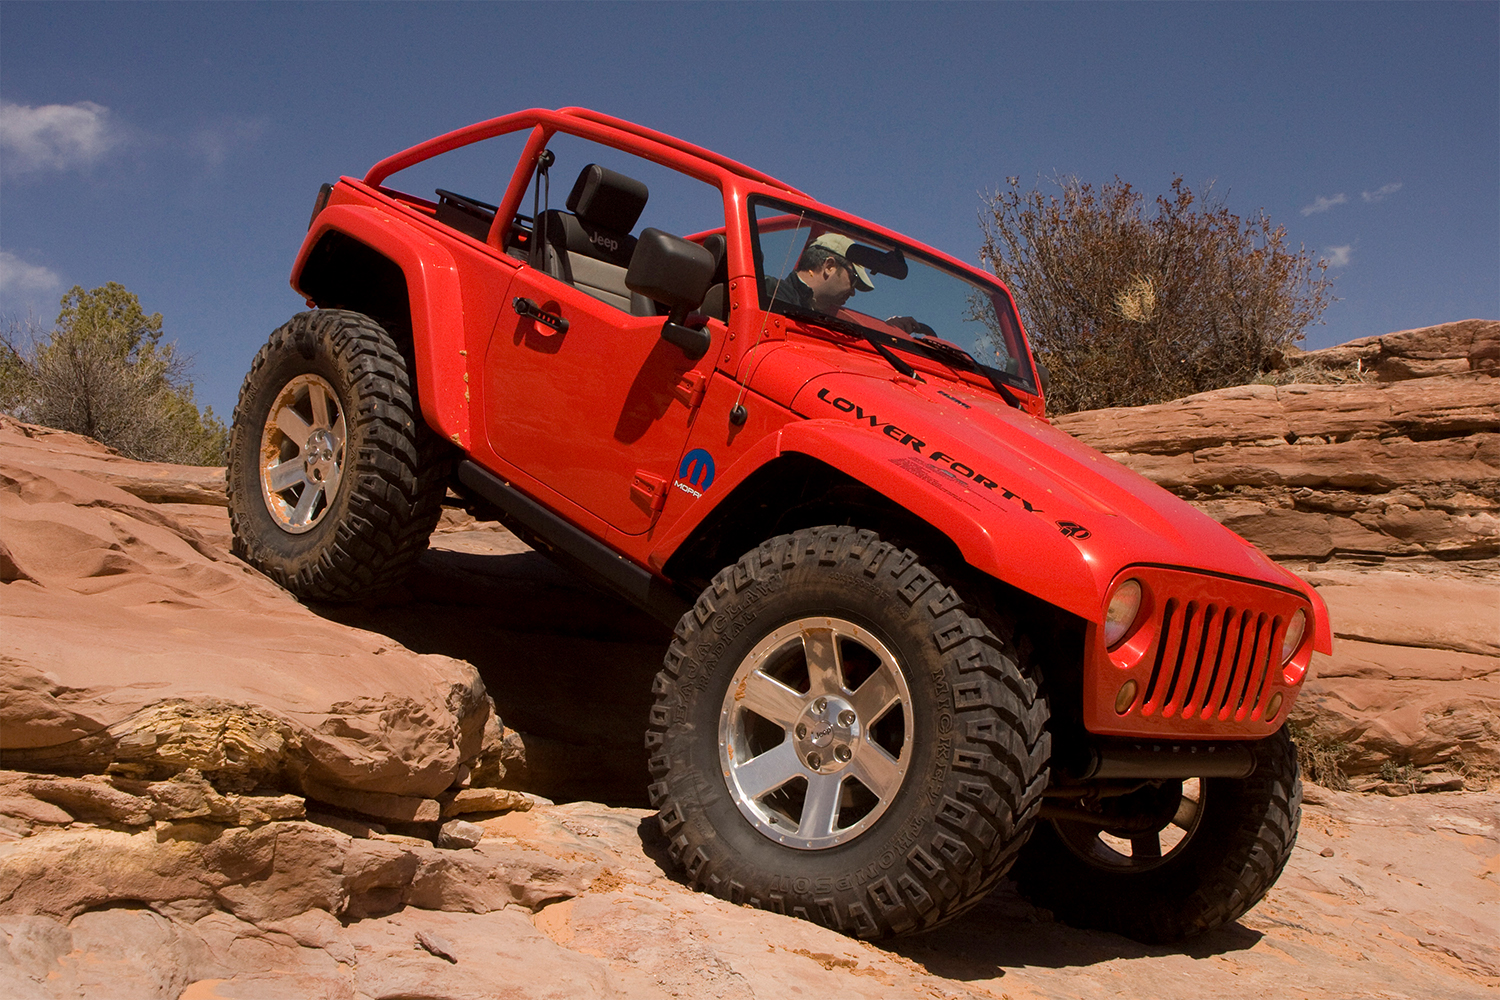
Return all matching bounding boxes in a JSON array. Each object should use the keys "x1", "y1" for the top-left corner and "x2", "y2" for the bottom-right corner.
[{"x1": 746, "y1": 195, "x2": 1039, "y2": 396}]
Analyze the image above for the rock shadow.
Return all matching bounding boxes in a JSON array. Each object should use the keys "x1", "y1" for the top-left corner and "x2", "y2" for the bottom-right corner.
[
  {"x1": 312, "y1": 530, "x2": 674, "y2": 808},
  {"x1": 890, "y1": 880, "x2": 1264, "y2": 978}
]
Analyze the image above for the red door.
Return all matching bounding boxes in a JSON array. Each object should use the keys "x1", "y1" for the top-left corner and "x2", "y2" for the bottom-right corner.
[{"x1": 482, "y1": 268, "x2": 715, "y2": 535}]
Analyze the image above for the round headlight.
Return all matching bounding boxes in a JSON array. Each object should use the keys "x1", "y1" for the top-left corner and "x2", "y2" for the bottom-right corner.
[
  {"x1": 1280, "y1": 609, "x2": 1307, "y2": 664},
  {"x1": 1103, "y1": 579, "x2": 1143, "y2": 648}
]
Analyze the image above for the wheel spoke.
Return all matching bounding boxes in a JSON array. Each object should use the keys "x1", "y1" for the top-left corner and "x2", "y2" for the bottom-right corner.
[
  {"x1": 265, "y1": 460, "x2": 307, "y2": 495},
  {"x1": 849, "y1": 741, "x2": 902, "y2": 801},
  {"x1": 288, "y1": 480, "x2": 324, "y2": 527},
  {"x1": 800, "y1": 625, "x2": 844, "y2": 696},
  {"x1": 1171, "y1": 794, "x2": 1199, "y2": 829},
  {"x1": 732, "y1": 741, "x2": 801, "y2": 800},
  {"x1": 331, "y1": 409, "x2": 347, "y2": 452},
  {"x1": 849, "y1": 663, "x2": 902, "y2": 723},
  {"x1": 797, "y1": 772, "x2": 844, "y2": 839},
  {"x1": 737, "y1": 670, "x2": 804, "y2": 729},
  {"x1": 275, "y1": 406, "x2": 313, "y2": 449},
  {"x1": 308, "y1": 382, "x2": 334, "y2": 431},
  {"x1": 1130, "y1": 833, "x2": 1163, "y2": 858}
]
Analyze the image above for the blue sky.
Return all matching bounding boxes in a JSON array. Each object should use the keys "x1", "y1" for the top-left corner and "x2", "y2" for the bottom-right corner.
[{"x1": 3, "y1": 1, "x2": 1496, "y2": 421}]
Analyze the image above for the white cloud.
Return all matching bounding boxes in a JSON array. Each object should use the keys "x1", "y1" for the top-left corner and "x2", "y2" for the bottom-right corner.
[
  {"x1": 189, "y1": 117, "x2": 268, "y2": 170},
  {"x1": 1324, "y1": 245, "x2": 1353, "y2": 268},
  {"x1": 1362, "y1": 182, "x2": 1403, "y2": 203},
  {"x1": 0, "y1": 250, "x2": 61, "y2": 296},
  {"x1": 0, "y1": 101, "x2": 119, "y2": 174},
  {"x1": 1301, "y1": 193, "x2": 1348, "y2": 217}
]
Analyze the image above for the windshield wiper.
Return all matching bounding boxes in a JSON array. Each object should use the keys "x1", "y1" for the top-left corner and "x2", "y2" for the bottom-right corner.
[
  {"x1": 777, "y1": 304, "x2": 1025, "y2": 410},
  {"x1": 889, "y1": 334, "x2": 1026, "y2": 411},
  {"x1": 776, "y1": 305, "x2": 922, "y2": 381}
]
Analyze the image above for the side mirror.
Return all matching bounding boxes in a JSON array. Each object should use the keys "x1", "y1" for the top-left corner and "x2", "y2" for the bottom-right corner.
[
  {"x1": 627, "y1": 229, "x2": 718, "y2": 361},
  {"x1": 627, "y1": 228, "x2": 716, "y2": 319}
]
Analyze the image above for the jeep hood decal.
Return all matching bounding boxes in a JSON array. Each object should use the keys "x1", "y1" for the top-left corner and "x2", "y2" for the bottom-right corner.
[{"x1": 788, "y1": 367, "x2": 1299, "y2": 591}]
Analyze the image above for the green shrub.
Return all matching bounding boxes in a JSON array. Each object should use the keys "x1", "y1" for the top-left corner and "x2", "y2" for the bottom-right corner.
[{"x1": 1, "y1": 283, "x2": 226, "y2": 466}]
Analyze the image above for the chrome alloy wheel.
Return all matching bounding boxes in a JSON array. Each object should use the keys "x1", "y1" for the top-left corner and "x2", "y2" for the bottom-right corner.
[
  {"x1": 718, "y1": 617, "x2": 913, "y2": 850},
  {"x1": 1054, "y1": 778, "x2": 1206, "y2": 873},
  {"x1": 258, "y1": 373, "x2": 347, "y2": 533}
]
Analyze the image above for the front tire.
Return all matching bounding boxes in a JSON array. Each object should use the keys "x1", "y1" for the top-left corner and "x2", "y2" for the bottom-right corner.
[
  {"x1": 227, "y1": 309, "x2": 447, "y2": 601},
  {"x1": 1015, "y1": 728, "x2": 1301, "y2": 943},
  {"x1": 646, "y1": 527, "x2": 1050, "y2": 938}
]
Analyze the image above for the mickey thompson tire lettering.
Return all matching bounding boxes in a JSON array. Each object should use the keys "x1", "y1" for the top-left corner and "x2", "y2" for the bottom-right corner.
[
  {"x1": 644, "y1": 526, "x2": 1051, "y2": 938},
  {"x1": 227, "y1": 310, "x2": 449, "y2": 601}
]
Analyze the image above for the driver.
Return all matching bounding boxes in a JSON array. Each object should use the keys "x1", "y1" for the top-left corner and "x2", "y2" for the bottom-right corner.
[{"x1": 767, "y1": 233, "x2": 874, "y2": 314}]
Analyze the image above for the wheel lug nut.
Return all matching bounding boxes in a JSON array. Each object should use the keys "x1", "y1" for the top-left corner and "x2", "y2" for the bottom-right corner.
[
  {"x1": 806, "y1": 751, "x2": 821, "y2": 769},
  {"x1": 813, "y1": 697, "x2": 827, "y2": 714},
  {"x1": 835, "y1": 745, "x2": 852, "y2": 762},
  {"x1": 795, "y1": 724, "x2": 808, "y2": 740},
  {"x1": 838, "y1": 710, "x2": 855, "y2": 727}
]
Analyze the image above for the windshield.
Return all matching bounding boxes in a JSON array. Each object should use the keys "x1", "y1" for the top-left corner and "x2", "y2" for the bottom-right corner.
[{"x1": 749, "y1": 198, "x2": 1036, "y2": 394}]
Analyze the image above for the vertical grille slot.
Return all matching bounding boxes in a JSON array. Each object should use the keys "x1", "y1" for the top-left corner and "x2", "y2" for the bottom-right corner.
[
  {"x1": 1163, "y1": 601, "x2": 1207, "y2": 718},
  {"x1": 1198, "y1": 606, "x2": 1236, "y2": 719},
  {"x1": 1232, "y1": 613, "x2": 1271, "y2": 720},
  {"x1": 1212, "y1": 610, "x2": 1253, "y2": 719},
  {"x1": 1247, "y1": 615, "x2": 1283, "y2": 719},
  {"x1": 1141, "y1": 598, "x2": 1178, "y2": 714},
  {"x1": 1180, "y1": 604, "x2": 1220, "y2": 717}
]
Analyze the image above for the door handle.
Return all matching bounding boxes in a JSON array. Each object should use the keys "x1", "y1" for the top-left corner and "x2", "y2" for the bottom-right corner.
[{"x1": 512, "y1": 297, "x2": 568, "y2": 334}]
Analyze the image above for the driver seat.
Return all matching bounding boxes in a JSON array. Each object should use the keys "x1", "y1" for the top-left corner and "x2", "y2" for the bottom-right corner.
[{"x1": 532, "y1": 164, "x2": 654, "y2": 314}]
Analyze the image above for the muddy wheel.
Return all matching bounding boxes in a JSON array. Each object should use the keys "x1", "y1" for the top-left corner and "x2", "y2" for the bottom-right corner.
[
  {"x1": 646, "y1": 526, "x2": 1050, "y2": 938},
  {"x1": 1015, "y1": 728, "x2": 1301, "y2": 943},
  {"x1": 227, "y1": 309, "x2": 447, "y2": 601}
]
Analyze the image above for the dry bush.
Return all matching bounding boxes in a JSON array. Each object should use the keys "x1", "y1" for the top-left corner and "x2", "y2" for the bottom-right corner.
[
  {"x1": 1287, "y1": 721, "x2": 1352, "y2": 790},
  {"x1": 1, "y1": 283, "x2": 227, "y2": 465},
  {"x1": 980, "y1": 176, "x2": 1335, "y2": 414}
]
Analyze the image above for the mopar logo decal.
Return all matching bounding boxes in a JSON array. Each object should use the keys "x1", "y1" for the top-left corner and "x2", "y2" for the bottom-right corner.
[{"x1": 677, "y1": 448, "x2": 715, "y2": 495}]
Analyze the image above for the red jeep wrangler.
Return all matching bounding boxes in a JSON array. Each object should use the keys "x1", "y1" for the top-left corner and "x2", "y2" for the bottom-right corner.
[{"x1": 228, "y1": 107, "x2": 1332, "y2": 942}]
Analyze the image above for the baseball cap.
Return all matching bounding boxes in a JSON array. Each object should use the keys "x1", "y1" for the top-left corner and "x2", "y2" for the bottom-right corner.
[{"x1": 809, "y1": 233, "x2": 875, "y2": 291}]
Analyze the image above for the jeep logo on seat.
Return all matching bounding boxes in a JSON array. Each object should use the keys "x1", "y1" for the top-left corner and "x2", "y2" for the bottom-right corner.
[{"x1": 591, "y1": 232, "x2": 619, "y2": 253}]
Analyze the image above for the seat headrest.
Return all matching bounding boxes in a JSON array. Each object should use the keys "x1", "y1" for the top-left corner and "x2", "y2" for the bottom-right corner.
[{"x1": 566, "y1": 164, "x2": 649, "y2": 234}]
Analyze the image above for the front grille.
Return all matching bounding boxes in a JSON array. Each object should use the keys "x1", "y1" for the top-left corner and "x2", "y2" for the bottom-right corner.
[
  {"x1": 1084, "y1": 566, "x2": 1311, "y2": 739},
  {"x1": 1139, "y1": 600, "x2": 1279, "y2": 723}
]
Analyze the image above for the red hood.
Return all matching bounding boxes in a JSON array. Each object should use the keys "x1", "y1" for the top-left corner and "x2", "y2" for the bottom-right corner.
[{"x1": 750, "y1": 341, "x2": 1314, "y2": 605}]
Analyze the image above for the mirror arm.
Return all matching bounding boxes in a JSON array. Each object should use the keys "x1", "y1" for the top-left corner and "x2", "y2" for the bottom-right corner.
[{"x1": 661, "y1": 319, "x2": 710, "y2": 360}]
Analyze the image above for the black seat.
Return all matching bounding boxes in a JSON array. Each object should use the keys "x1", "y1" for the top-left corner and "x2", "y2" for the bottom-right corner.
[
  {"x1": 697, "y1": 233, "x2": 730, "y2": 321},
  {"x1": 532, "y1": 164, "x2": 653, "y2": 313}
]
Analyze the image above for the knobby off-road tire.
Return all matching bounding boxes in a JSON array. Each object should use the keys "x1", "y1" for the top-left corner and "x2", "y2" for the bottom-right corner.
[
  {"x1": 646, "y1": 526, "x2": 1051, "y2": 938},
  {"x1": 227, "y1": 309, "x2": 448, "y2": 601},
  {"x1": 1015, "y1": 727, "x2": 1301, "y2": 943}
]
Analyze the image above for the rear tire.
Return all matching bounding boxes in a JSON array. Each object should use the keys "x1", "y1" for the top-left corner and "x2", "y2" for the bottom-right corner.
[
  {"x1": 646, "y1": 527, "x2": 1050, "y2": 938},
  {"x1": 227, "y1": 309, "x2": 447, "y2": 601},
  {"x1": 1015, "y1": 728, "x2": 1301, "y2": 943}
]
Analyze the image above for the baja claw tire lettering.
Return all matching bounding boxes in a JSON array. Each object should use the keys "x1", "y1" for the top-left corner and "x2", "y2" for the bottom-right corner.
[
  {"x1": 1014, "y1": 726, "x2": 1301, "y2": 943},
  {"x1": 645, "y1": 526, "x2": 1051, "y2": 939},
  {"x1": 227, "y1": 309, "x2": 449, "y2": 601}
]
